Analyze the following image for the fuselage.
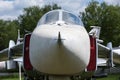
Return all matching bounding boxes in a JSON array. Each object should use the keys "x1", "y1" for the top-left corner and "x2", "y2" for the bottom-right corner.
[{"x1": 29, "y1": 10, "x2": 90, "y2": 75}]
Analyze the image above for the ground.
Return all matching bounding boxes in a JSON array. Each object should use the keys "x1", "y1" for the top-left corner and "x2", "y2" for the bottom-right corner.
[{"x1": 0, "y1": 73, "x2": 119, "y2": 80}]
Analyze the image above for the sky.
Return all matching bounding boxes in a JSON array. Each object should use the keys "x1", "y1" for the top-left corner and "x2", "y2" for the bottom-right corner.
[{"x1": 0, "y1": 0, "x2": 120, "y2": 20}]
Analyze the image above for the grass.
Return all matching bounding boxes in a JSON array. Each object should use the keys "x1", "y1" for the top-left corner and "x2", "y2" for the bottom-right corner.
[
  {"x1": 0, "y1": 73, "x2": 119, "y2": 80},
  {"x1": 0, "y1": 73, "x2": 23, "y2": 80},
  {"x1": 97, "y1": 74, "x2": 120, "y2": 80},
  {"x1": 0, "y1": 78, "x2": 22, "y2": 80}
]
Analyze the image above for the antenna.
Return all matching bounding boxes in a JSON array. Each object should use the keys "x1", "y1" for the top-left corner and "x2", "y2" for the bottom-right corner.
[
  {"x1": 16, "y1": 30, "x2": 23, "y2": 45},
  {"x1": 16, "y1": 30, "x2": 21, "y2": 45}
]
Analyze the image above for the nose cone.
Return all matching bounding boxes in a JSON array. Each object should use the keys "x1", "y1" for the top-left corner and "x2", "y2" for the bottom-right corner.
[{"x1": 30, "y1": 26, "x2": 90, "y2": 75}]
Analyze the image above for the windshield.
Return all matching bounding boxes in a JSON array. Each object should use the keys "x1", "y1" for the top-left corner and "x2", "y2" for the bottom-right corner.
[
  {"x1": 37, "y1": 10, "x2": 83, "y2": 26},
  {"x1": 62, "y1": 12, "x2": 81, "y2": 25},
  {"x1": 38, "y1": 11, "x2": 59, "y2": 25}
]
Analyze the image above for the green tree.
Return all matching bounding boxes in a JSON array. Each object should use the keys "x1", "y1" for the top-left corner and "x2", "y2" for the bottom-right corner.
[
  {"x1": 18, "y1": 4, "x2": 61, "y2": 36},
  {"x1": 0, "y1": 20, "x2": 19, "y2": 50},
  {"x1": 81, "y1": 0, "x2": 120, "y2": 46}
]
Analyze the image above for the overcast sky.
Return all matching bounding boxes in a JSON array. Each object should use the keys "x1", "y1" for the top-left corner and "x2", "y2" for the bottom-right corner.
[{"x1": 0, "y1": 0, "x2": 120, "y2": 20}]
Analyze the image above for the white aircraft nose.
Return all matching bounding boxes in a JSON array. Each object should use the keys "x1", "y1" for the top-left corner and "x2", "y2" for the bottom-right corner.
[{"x1": 30, "y1": 26, "x2": 90, "y2": 75}]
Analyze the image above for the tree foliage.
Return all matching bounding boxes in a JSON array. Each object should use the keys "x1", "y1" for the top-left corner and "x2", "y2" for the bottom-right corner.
[
  {"x1": 81, "y1": 0, "x2": 120, "y2": 46},
  {"x1": 0, "y1": 20, "x2": 19, "y2": 50}
]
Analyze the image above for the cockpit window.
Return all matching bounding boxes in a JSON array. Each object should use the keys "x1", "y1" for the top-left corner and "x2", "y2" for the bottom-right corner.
[
  {"x1": 38, "y1": 11, "x2": 59, "y2": 25},
  {"x1": 62, "y1": 12, "x2": 81, "y2": 25},
  {"x1": 37, "y1": 10, "x2": 83, "y2": 26}
]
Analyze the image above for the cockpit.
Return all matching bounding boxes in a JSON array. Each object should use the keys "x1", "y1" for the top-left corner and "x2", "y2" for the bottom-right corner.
[{"x1": 37, "y1": 10, "x2": 83, "y2": 26}]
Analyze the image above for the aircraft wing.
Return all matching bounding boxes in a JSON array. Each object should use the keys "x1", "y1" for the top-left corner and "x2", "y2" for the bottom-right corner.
[
  {"x1": 0, "y1": 42, "x2": 23, "y2": 61},
  {"x1": 11, "y1": 42, "x2": 23, "y2": 57},
  {"x1": 13, "y1": 57, "x2": 23, "y2": 62},
  {"x1": 97, "y1": 58, "x2": 107, "y2": 67},
  {"x1": 0, "y1": 48, "x2": 8, "y2": 61},
  {"x1": 98, "y1": 43, "x2": 110, "y2": 58},
  {"x1": 98, "y1": 43, "x2": 120, "y2": 66}
]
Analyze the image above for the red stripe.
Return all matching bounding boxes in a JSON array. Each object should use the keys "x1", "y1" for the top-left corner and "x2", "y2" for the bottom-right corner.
[
  {"x1": 24, "y1": 34, "x2": 33, "y2": 70},
  {"x1": 87, "y1": 36, "x2": 96, "y2": 71}
]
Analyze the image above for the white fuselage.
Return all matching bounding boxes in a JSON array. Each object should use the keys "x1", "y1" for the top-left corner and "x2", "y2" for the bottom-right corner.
[{"x1": 30, "y1": 24, "x2": 90, "y2": 75}]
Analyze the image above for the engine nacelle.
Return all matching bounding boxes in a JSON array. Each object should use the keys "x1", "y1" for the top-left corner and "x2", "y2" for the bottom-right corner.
[
  {"x1": 0, "y1": 60, "x2": 17, "y2": 70},
  {"x1": 0, "y1": 61, "x2": 6, "y2": 70},
  {"x1": 6, "y1": 60, "x2": 17, "y2": 70}
]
